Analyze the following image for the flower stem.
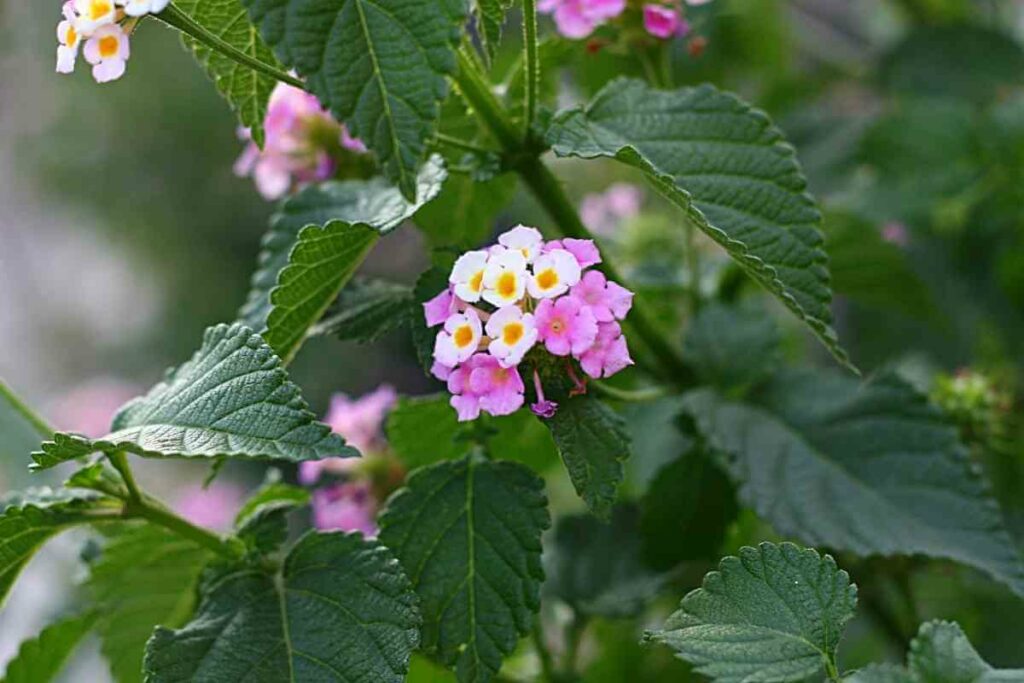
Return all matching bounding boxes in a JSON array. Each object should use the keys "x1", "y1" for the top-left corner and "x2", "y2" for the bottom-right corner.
[
  {"x1": 158, "y1": 4, "x2": 305, "y2": 90},
  {"x1": 522, "y1": 0, "x2": 540, "y2": 135},
  {"x1": 0, "y1": 377, "x2": 54, "y2": 439},
  {"x1": 532, "y1": 619, "x2": 557, "y2": 682},
  {"x1": 108, "y1": 451, "x2": 143, "y2": 503},
  {"x1": 591, "y1": 381, "x2": 668, "y2": 403}
]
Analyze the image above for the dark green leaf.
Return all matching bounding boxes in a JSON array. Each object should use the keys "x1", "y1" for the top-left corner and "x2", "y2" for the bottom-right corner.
[
  {"x1": 546, "y1": 79, "x2": 851, "y2": 370},
  {"x1": 378, "y1": 454, "x2": 550, "y2": 682},
  {"x1": 908, "y1": 620, "x2": 1024, "y2": 683},
  {"x1": 545, "y1": 396, "x2": 630, "y2": 519},
  {"x1": 544, "y1": 505, "x2": 667, "y2": 618},
  {"x1": 235, "y1": 472, "x2": 311, "y2": 555},
  {"x1": 681, "y1": 302, "x2": 782, "y2": 394},
  {"x1": 0, "y1": 612, "x2": 98, "y2": 683},
  {"x1": 313, "y1": 279, "x2": 414, "y2": 343},
  {"x1": 238, "y1": 157, "x2": 446, "y2": 347},
  {"x1": 176, "y1": 0, "x2": 281, "y2": 147},
  {"x1": 144, "y1": 531, "x2": 420, "y2": 682},
  {"x1": 240, "y1": 0, "x2": 465, "y2": 197},
  {"x1": 32, "y1": 323, "x2": 351, "y2": 469},
  {"x1": 647, "y1": 542, "x2": 857, "y2": 683},
  {"x1": 414, "y1": 173, "x2": 516, "y2": 249},
  {"x1": 682, "y1": 370, "x2": 1024, "y2": 598},
  {"x1": 87, "y1": 524, "x2": 212, "y2": 683},
  {"x1": 387, "y1": 394, "x2": 467, "y2": 468}
]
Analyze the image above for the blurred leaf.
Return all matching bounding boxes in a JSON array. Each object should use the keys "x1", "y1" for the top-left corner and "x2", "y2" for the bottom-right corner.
[
  {"x1": 546, "y1": 395, "x2": 631, "y2": 519},
  {"x1": 235, "y1": 473, "x2": 310, "y2": 555},
  {"x1": 0, "y1": 489, "x2": 118, "y2": 606},
  {"x1": 407, "y1": 655, "x2": 458, "y2": 683},
  {"x1": 87, "y1": 525, "x2": 212, "y2": 683},
  {"x1": 547, "y1": 79, "x2": 852, "y2": 370},
  {"x1": 240, "y1": 0, "x2": 465, "y2": 197},
  {"x1": 387, "y1": 394, "x2": 467, "y2": 468},
  {"x1": 313, "y1": 279, "x2": 414, "y2": 343},
  {"x1": 682, "y1": 369, "x2": 1024, "y2": 598},
  {"x1": 176, "y1": 0, "x2": 281, "y2": 147},
  {"x1": 145, "y1": 532, "x2": 420, "y2": 682},
  {"x1": 475, "y1": 0, "x2": 514, "y2": 62},
  {"x1": 378, "y1": 454, "x2": 550, "y2": 682},
  {"x1": 621, "y1": 397, "x2": 694, "y2": 491},
  {"x1": 0, "y1": 612, "x2": 98, "y2": 683},
  {"x1": 486, "y1": 410, "x2": 560, "y2": 473},
  {"x1": 414, "y1": 173, "x2": 516, "y2": 249},
  {"x1": 647, "y1": 542, "x2": 857, "y2": 683},
  {"x1": 32, "y1": 324, "x2": 352, "y2": 469},
  {"x1": 845, "y1": 665, "x2": 915, "y2": 683},
  {"x1": 681, "y1": 302, "x2": 782, "y2": 394},
  {"x1": 504, "y1": 37, "x2": 576, "y2": 119},
  {"x1": 0, "y1": 379, "x2": 48, "y2": 465},
  {"x1": 544, "y1": 504, "x2": 668, "y2": 618}
]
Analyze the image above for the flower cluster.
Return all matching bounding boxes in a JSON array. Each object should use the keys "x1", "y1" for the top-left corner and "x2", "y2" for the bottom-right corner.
[
  {"x1": 424, "y1": 226, "x2": 634, "y2": 421},
  {"x1": 55, "y1": 0, "x2": 164, "y2": 82},
  {"x1": 538, "y1": 0, "x2": 711, "y2": 41},
  {"x1": 235, "y1": 83, "x2": 368, "y2": 200}
]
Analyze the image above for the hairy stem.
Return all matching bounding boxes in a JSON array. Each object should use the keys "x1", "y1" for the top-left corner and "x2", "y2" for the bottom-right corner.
[
  {"x1": 0, "y1": 377, "x2": 54, "y2": 439},
  {"x1": 522, "y1": 0, "x2": 540, "y2": 135},
  {"x1": 158, "y1": 4, "x2": 305, "y2": 90}
]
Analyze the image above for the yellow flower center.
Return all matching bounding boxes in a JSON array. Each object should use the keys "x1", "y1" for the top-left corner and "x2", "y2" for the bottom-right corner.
[
  {"x1": 497, "y1": 272, "x2": 517, "y2": 299},
  {"x1": 66, "y1": 25, "x2": 78, "y2": 46},
  {"x1": 454, "y1": 324, "x2": 474, "y2": 348},
  {"x1": 502, "y1": 322, "x2": 524, "y2": 346},
  {"x1": 98, "y1": 34, "x2": 119, "y2": 58},
  {"x1": 469, "y1": 270, "x2": 484, "y2": 293},
  {"x1": 90, "y1": 0, "x2": 112, "y2": 19},
  {"x1": 536, "y1": 268, "x2": 558, "y2": 290}
]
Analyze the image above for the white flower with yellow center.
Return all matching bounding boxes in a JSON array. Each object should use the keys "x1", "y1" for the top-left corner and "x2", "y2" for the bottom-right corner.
[
  {"x1": 119, "y1": 0, "x2": 170, "y2": 17},
  {"x1": 486, "y1": 306, "x2": 538, "y2": 367},
  {"x1": 482, "y1": 247, "x2": 528, "y2": 307},
  {"x1": 56, "y1": 2, "x2": 80, "y2": 74},
  {"x1": 83, "y1": 23, "x2": 130, "y2": 83},
  {"x1": 73, "y1": 0, "x2": 116, "y2": 36},
  {"x1": 434, "y1": 309, "x2": 483, "y2": 367},
  {"x1": 449, "y1": 250, "x2": 489, "y2": 303},
  {"x1": 528, "y1": 248, "x2": 581, "y2": 299},
  {"x1": 497, "y1": 225, "x2": 544, "y2": 264}
]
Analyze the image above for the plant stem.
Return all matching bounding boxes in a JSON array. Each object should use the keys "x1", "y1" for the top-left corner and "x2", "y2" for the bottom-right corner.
[
  {"x1": 824, "y1": 655, "x2": 840, "y2": 682},
  {"x1": 0, "y1": 377, "x2": 54, "y2": 439},
  {"x1": 533, "y1": 619, "x2": 557, "y2": 682},
  {"x1": 562, "y1": 615, "x2": 586, "y2": 678},
  {"x1": 455, "y1": 47, "x2": 524, "y2": 151},
  {"x1": 591, "y1": 381, "x2": 668, "y2": 402},
  {"x1": 158, "y1": 4, "x2": 305, "y2": 90},
  {"x1": 434, "y1": 132, "x2": 495, "y2": 155},
  {"x1": 125, "y1": 494, "x2": 243, "y2": 559},
  {"x1": 522, "y1": 0, "x2": 540, "y2": 135},
  {"x1": 108, "y1": 451, "x2": 143, "y2": 503}
]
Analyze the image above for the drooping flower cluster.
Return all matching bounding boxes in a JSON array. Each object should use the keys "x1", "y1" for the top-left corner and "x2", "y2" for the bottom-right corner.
[
  {"x1": 234, "y1": 83, "x2": 368, "y2": 200},
  {"x1": 424, "y1": 226, "x2": 634, "y2": 422},
  {"x1": 55, "y1": 0, "x2": 164, "y2": 82},
  {"x1": 538, "y1": 0, "x2": 711, "y2": 41}
]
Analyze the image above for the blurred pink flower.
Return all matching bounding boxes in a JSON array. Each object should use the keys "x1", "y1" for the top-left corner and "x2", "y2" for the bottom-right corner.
[
  {"x1": 48, "y1": 379, "x2": 139, "y2": 438},
  {"x1": 579, "y1": 183, "x2": 643, "y2": 236},
  {"x1": 881, "y1": 221, "x2": 909, "y2": 247},
  {"x1": 643, "y1": 4, "x2": 686, "y2": 39},
  {"x1": 174, "y1": 482, "x2": 245, "y2": 532},
  {"x1": 298, "y1": 386, "x2": 396, "y2": 484},
  {"x1": 312, "y1": 482, "x2": 377, "y2": 537},
  {"x1": 538, "y1": 0, "x2": 626, "y2": 39}
]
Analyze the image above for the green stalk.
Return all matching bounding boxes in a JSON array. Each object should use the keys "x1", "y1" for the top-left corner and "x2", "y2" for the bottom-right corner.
[
  {"x1": 158, "y1": 4, "x2": 305, "y2": 90},
  {"x1": 591, "y1": 381, "x2": 668, "y2": 403},
  {"x1": 108, "y1": 451, "x2": 143, "y2": 503},
  {"x1": 0, "y1": 377, "x2": 54, "y2": 439},
  {"x1": 522, "y1": 0, "x2": 540, "y2": 135},
  {"x1": 125, "y1": 494, "x2": 244, "y2": 560}
]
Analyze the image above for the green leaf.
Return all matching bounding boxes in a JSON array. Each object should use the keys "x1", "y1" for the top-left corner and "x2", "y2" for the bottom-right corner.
[
  {"x1": 387, "y1": 394, "x2": 467, "y2": 467},
  {"x1": 474, "y1": 0, "x2": 513, "y2": 62},
  {"x1": 845, "y1": 665, "x2": 915, "y2": 683},
  {"x1": 378, "y1": 454, "x2": 550, "y2": 682},
  {"x1": 414, "y1": 173, "x2": 516, "y2": 249},
  {"x1": 647, "y1": 542, "x2": 857, "y2": 683},
  {"x1": 0, "y1": 378, "x2": 48, "y2": 464},
  {"x1": 235, "y1": 471, "x2": 311, "y2": 555},
  {"x1": 0, "y1": 489, "x2": 119, "y2": 606},
  {"x1": 681, "y1": 302, "x2": 782, "y2": 394},
  {"x1": 546, "y1": 79, "x2": 851, "y2": 370},
  {"x1": 240, "y1": 0, "x2": 465, "y2": 198},
  {"x1": 176, "y1": 0, "x2": 281, "y2": 147},
  {"x1": 32, "y1": 323, "x2": 351, "y2": 469},
  {"x1": 144, "y1": 531, "x2": 420, "y2": 682},
  {"x1": 682, "y1": 370, "x2": 1024, "y2": 598},
  {"x1": 544, "y1": 504, "x2": 667, "y2": 618},
  {"x1": 0, "y1": 612, "x2": 98, "y2": 683},
  {"x1": 313, "y1": 279, "x2": 414, "y2": 343},
  {"x1": 87, "y1": 524, "x2": 212, "y2": 683},
  {"x1": 545, "y1": 395, "x2": 630, "y2": 519}
]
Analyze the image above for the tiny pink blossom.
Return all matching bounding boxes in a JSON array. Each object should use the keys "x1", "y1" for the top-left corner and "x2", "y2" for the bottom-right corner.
[
  {"x1": 580, "y1": 184, "x2": 643, "y2": 235},
  {"x1": 83, "y1": 23, "x2": 130, "y2": 83},
  {"x1": 569, "y1": 270, "x2": 633, "y2": 323},
  {"x1": 431, "y1": 361, "x2": 454, "y2": 382},
  {"x1": 423, "y1": 288, "x2": 456, "y2": 327},
  {"x1": 535, "y1": 297, "x2": 599, "y2": 357},
  {"x1": 174, "y1": 482, "x2": 245, "y2": 532},
  {"x1": 579, "y1": 321, "x2": 633, "y2": 378},
  {"x1": 881, "y1": 221, "x2": 909, "y2": 247},
  {"x1": 323, "y1": 386, "x2": 396, "y2": 454},
  {"x1": 312, "y1": 482, "x2": 377, "y2": 537},
  {"x1": 539, "y1": 0, "x2": 626, "y2": 39},
  {"x1": 545, "y1": 238, "x2": 601, "y2": 269},
  {"x1": 447, "y1": 354, "x2": 524, "y2": 421},
  {"x1": 643, "y1": 4, "x2": 684, "y2": 39}
]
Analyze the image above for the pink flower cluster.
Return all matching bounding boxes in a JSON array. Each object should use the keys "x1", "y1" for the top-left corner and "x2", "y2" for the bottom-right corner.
[
  {"x1": 55, "y1": 0, "x2": 154, "y2": 83},
  {"x1": 424, "y1": 226, "x2": 634, "y2": 422},
  {"x1": 580, "y1": 183, "x2": 643, "y2": 236},
  {"x1": 235, "y1": 83, "x2": 367, "y2": 200},
  {"x1": 538, "y1": 0, "x2": 708, "y2": 40}
]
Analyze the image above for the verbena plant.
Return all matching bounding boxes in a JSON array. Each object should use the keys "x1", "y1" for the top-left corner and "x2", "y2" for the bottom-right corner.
[{"x1": 3, "y1": 1, "x2": 1023, "y2": 682}]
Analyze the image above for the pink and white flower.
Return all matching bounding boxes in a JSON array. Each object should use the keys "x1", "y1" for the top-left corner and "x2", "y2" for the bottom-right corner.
[
  {"x1": 498, "y1": 225, "x2": 544, "y2": 263},
  {"x1": 482, "y1": 248, "x2": 529, "y2": 307},
  {"x1": 529, "y1": 248, "x2": 582, "y2": 299},
  {"x1": 83, "y1": 23, "x2": 129, "y2": 83},
  {"x1": 312, "y1": 482, "x2": 378, "y2": 537},
  {"x1": 579, "y1": 321, "x2": 633, "y2": 378},
  {"x1": 580, "y1": 184, "x2": 643, "y2": 235},
  {"x1": 539, "y1": 0, "x2": 626, "y2": 39},
  {"x1": 56, "y1": 2, "x2": 81, "y2": 74},
  {"x1": 643, "y1": 4, "x2": 686, "y2": 39},
  {"x1": 569, "y1": 270, "x2": 633, "y2": 322},
  {"x1": 119, "y1": 0, "x2": 170, "y2": 17},
  {"x1": 486, "y1": 306, "x2": 538, "y2": 367},
  {"x1": 423, "y1": 287, "x2": 458, "y2": 327},
  {"x1": 535, "y1": 297, "x2": 599, "y2": 357},
  {"x1": 434, "y1": 309, "x2": 483, "y2": 367},
  {"x1": 447, "y1": 353, "x2": 525, "y2": 421},
  {"x1": 73, "y1": 0, "x2": 116, "y2": 36},
  {"x1": 450, "y1": 250, "x2": 490, "y2": 303},
  {"x1": 544, "y1": 238, "x2": 602, "y2": 269}
]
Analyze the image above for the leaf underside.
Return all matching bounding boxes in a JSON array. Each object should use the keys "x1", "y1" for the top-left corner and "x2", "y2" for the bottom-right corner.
[{"x1": 0, "y1": 611, "x2": 98, "y2": 683}]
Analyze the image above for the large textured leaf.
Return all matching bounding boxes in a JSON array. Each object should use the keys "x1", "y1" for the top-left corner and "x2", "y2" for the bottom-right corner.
[
  {"x1": 0, "y1": 379, "x2": 47, "y2": 465},
  {"x1": 238, "y1": 157, "x2": 446, "y2": 336},
  {"x1": 544, "y1": 505, "x2": 667, "y2": 618},
  {"x1": 681, "y1": 302, "x2": 782, "y2": 394},
  {"x1": 145, "y1": 531, "x2": 420, "y2": 682},
  {"x1": 682, "y1": 370, "x2": 1024, "y2": 598},
  {"x1": 414, "y1": 173, "x2": 516, "y2": 249},
  {"x1": 32, "y1": 323, "x2": 351, "y2": 469},
  {"x1": 87, "y1": 525, "x2": 212, "y2": 683},
  {"x1": 647, "y1": 542, "x2": 857, "y2": 683},
  {"x1": 0, "y1": 612, "x2": 98, "y2": 683},
  {"x1": 312, "y1": 279, "x2": 414, "y2": 343},
  {"x1": 545, "y1": 395, "x2": 630, "y2": 519},
  {"x1": 378, "y1": 455, "x2": 550, "y2": 682},
  {"x1": 176, "y1": 0, "x2": 281, "y2": 147},
  {"x1": 546, "y1": 79, "x2": 850, "y2": 369},
  {"x1": 240, "y1": 0, "x2": 465, "y2": 198},
  {"x1": 0, "y1": 489, "x2": 119, "y2": 606}
]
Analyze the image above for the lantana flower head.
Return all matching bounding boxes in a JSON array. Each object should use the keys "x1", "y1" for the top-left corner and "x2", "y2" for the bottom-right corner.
[
  {"x1": 56, "y1": 2, "x2": 81, "y2": 74},
  {"x1": 539, "y1": 0, "x2": 626, "y2": 39},
  {"x1": 643, "y1": 4, "x2": 688, "y2": 39},
  {"x1": 83, "y1": 23, "x2": 130, "y2": 83},
  {"x1": 425, "y1": 226, "x2": 634, "y2": 421},
  {"x1": 57, "y1": 0, "x2": 170, "y2": 82}
]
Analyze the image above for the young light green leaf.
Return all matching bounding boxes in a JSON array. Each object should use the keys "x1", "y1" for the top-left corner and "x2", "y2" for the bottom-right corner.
[
  {"x1": 545, "y1": 505, "x2": 668, "y2": 618},
  {"x1": 908, "y1": 621, "x2": 1024, "y2": 683},
  {"x1": 0, "y1": 612, "x2": 98, "y2": 683},
  {"x1": 682, "y1": 302, "x2": 782, "y2": 394},
  {"x1": 32, "y1": 324, "x2": 352, "y2": 469},
  {"x1": 176, "y1": 0, "x2": 281, "y2": 147},
  {"x1": 240, "y1": 0, "x2": 465, "y2": 198},
  {"x1": 545, "y1": 395, "x2": 630, "y2": 519},
  {"x1": 546, "y1": 79, "x2": 852, "y2": 370},
  {"x1": 144, "y1": 531, "x2": 420, "y2": 682},
  {"x1": 682, "y1": 370, "x2": 1024, "y2": 598},
  {"x1": 646, "y1": 542, "x2": 857, "y2": 683},
  {"x1": 87, "y1": 525, "x2": 212, "y2": 683},
  {"x1": 0, "y1": 489, "x2": 119, "y2": 606},
  {"x1": 312, "y1": 279, "x2": 414, "y2": 343},
  {"x1": 378, "y1": 454, "x2": 550, "y2": 683}
]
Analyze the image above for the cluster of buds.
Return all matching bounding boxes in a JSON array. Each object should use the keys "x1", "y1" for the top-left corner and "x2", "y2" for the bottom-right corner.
[
  {"x1": 538, "y1": 0, "x2": 711, "y2": 41},
  {"x1": 55, "y1": 0, "x2": 164, "y2": 82},
  {"x1": 424, "y1": 226, "x2": 634, "y2": 422},
  {"x1": 235, "y1": 83, "x2": 369, "y2": 200}
]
